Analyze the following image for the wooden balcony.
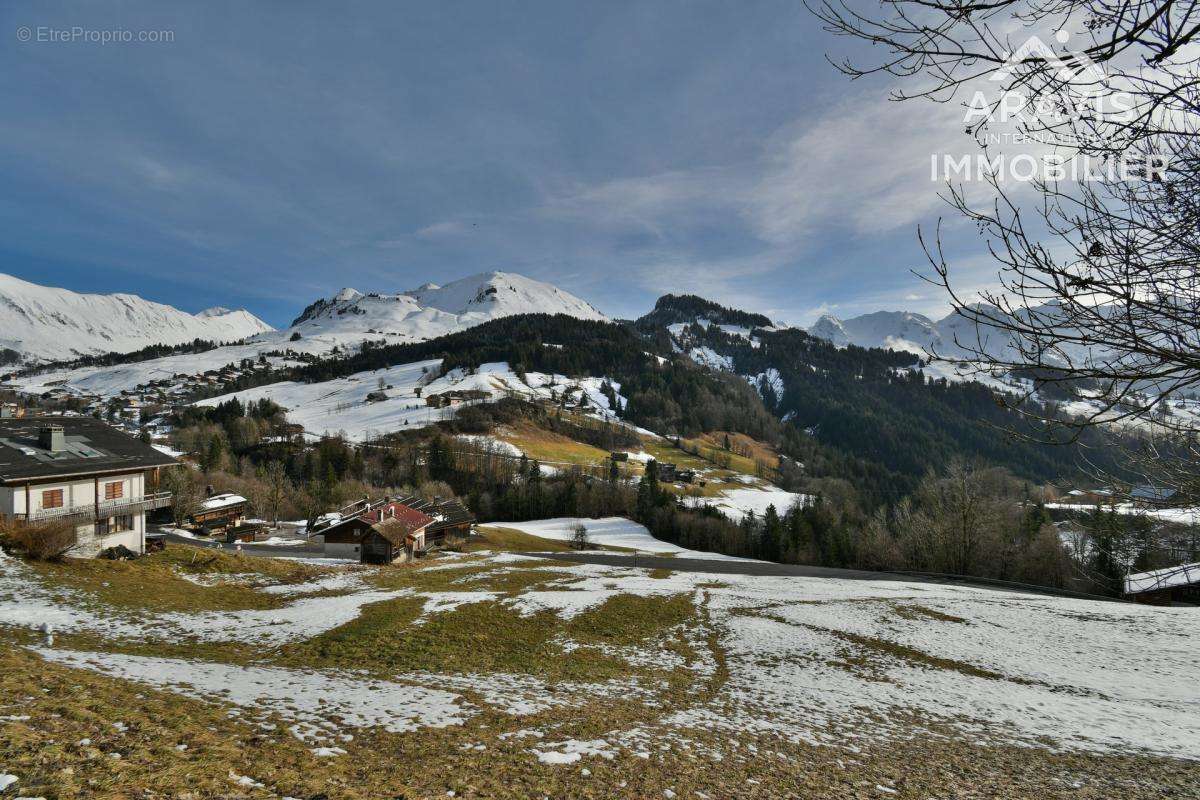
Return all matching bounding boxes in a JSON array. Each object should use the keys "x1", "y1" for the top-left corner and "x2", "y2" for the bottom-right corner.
[{"x1": 24, "y1": 491, "x2": 173, "y2": 523}]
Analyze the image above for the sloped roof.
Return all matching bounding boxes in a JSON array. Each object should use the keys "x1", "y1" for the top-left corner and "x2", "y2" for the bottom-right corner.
[
  {"x1": 0, "y1": 416, "x2": 178, "y2": 484},
  {"x1": 198, "y1": 493, "x2": 247, "y2": 512},
  {"x1": 1125, "y1": 562, "x2": 1200, "y2": 595},
  {"x1": 369, "y1": 511, "x2": 434, "y2": 546},
  {"x1": 1130, "y1": 485, "x2": 1178, "y2": 502}
]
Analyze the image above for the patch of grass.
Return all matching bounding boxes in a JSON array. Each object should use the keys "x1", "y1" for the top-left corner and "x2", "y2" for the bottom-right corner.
[
  {"x1": 468, "y1": 525, "x2": 578, "y2": 552},
  {"x1": 279, "y1": 590, "x2": 696, "y2": 684},
  {"x1": 0, "y1": 644, "x2": 343, "y2": 800},
  {"x1": 498, "y1": 421, "x2": 613, "y2": 466},
  {"x1": 892, "y1": 603, "x2": 969, "y2": 624},
  {"x1": 567, "y1": 593, "x2": 694, "y2": 647},
  {"x1": 456, "y1": 567, "x2": 577, "y2": 595},
  {"x1": 686, "y1": 431, "x2": 780, "y2": 475},
  {"x1": 647, "y1": 567, "x2": 674, "y2": 579},
  {"x1": 151, "y1": 546, "x2": 323, "y2": 583},
  {"x1": 278, "y1": 597, "x2": 629, "y2": 681},
  {"x1": 822, "y1": 627, "x2": 1007, "y2": 681},
  {"x1": 25, "y1": 554, "x2": 295, "y2": 614}
]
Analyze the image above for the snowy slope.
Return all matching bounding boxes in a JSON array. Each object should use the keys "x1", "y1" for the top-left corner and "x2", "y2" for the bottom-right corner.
[
  {"x1": 194, "y1": 360, "x2": 626, "y2": 442},
  {"x1": 287, "y1": 270, "x2": 608, "y2": 343},
  {"x1": 0, "y1": 273, "x2": 272, "y2": 363},
  {"x1": 488, "y1": 517, "x2": 761, "y2": 561}
]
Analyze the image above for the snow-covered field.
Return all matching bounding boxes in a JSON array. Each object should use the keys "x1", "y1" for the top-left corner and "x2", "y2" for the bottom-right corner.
[
  {"x1": 488, "y1": 517, "x2": 759, "y2": 561},
  {"x1": 684, "y1": 484, "x2": 808, "y2": 520},
  {"x1": 3, "y1": 544, "x2": 1196, "y2": 767}
]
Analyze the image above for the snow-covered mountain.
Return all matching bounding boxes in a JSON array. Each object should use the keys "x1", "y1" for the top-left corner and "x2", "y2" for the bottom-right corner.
[
  {"x1": 287, "y1": 270, "x2": 608, "y2": 341},
  {"x1": 9, "y1": 270, "x2": 610, "y2": 399},
  {"x1": 808, "y1": 311, "x2": 943, "y2": 356},
  {"x1": 0, "y1": 273, "x2": 272, "y2": 364}
]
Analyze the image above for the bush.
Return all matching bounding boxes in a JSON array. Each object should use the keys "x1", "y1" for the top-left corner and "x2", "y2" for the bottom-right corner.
[{"x1": 0, "y1": 518, "x2": 77, "y2": 560}]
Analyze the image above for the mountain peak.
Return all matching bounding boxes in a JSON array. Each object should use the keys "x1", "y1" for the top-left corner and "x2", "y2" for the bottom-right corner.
[
  {"x1": 288, "y1": 270, "x2": 607, "y2": 340},
  {"x1": 0, "y1": 272, "x2": 272, "y2": 364},
  {"x1": 638, "y1": 294, "x2": 775, "y2": 330}
]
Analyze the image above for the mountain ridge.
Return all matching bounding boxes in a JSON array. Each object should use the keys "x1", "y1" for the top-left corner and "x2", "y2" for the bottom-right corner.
[{"x1": 0, "y1": 272, "x2": 273, "y2": 364}]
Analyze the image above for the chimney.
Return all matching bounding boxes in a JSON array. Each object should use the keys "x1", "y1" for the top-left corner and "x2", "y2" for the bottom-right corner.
[{"x1": 38, "y1": 424, "x2": 65, "y2": 452}]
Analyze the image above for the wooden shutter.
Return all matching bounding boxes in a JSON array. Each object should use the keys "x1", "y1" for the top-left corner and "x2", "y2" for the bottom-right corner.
[
  {"x1": 41, "y1": 489, "x2": 64, "y2": 509},
  {"x1": 104, "y1": 481, "x2": 124, "y2": 500}
]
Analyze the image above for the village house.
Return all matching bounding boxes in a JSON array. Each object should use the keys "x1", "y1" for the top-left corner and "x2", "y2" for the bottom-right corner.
[
  {"x1": 318, "y1": 495, "x2": 476, "y2": 561},
  {"x1": 360, "y1": 507, "x2": 434, "y2": 564},
  {"x1": 0, "y1": 416, "x2": 178, "y2": 557}
]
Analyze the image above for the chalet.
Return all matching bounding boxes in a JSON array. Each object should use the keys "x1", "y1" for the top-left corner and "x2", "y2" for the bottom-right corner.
[
  {"x1": 360, "y1": 509, "x2": 434, "y2": 565},
  {"x1": 0, "y1": 403, "x2": 23, "y2": 419},
  {"x1": 676, "y1": 469, "x2": 697, "y2": 484},
  {"x1": 320, "y1": 495, "x2": 475, "y2": 559},
  {"x1": 189, "y1": 492, "x2": 248, "y2": 531},
  {"x1": 425, "y1": 389, "x2": 491, "y2": 409},
  {"x1": 1124, "y1": 562, "x2": 1200, "y2": 605},
  {"x1": 610, "y1": 451, "x2": 629, "y2": 462},
  {"x1": 0, "y1": 417, "x2": 178, "y2": 557},
  {"x1": 658, "y1": 462, "x2": 678, "y2": 482}
]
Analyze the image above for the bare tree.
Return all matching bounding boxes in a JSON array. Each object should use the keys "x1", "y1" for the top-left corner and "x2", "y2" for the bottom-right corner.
[
  {"x1": 263, "y1": 460, "x2": 290, "y2": 529},
  {"x1": 571, "y1": 522, "x2": 590, "y2": 550},
  {"x1": 810, "y1": 0, "x2": 1200, "y2": 494},
  {"x1": 163, "y1": 467, "x2": 200, "y2": 528}
]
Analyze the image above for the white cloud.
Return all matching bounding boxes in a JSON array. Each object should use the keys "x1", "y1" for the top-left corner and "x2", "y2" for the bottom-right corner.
[{"x1": 414, "y1": 220, "x2": 470, "y2": 240}]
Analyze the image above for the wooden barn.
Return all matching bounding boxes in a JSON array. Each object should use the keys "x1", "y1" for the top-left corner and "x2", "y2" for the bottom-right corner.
[
  {"x1": 1124, "y1": 562, "x2": 1200, "y2": 605},
  {"x1": 189, "y1": 492, "x2": 247, "y2": 531}
]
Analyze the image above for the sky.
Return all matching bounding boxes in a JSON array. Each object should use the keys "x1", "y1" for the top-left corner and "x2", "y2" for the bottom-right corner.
[{"x1": 0, "y1": 0, "x2": 1010, "y2": 329}]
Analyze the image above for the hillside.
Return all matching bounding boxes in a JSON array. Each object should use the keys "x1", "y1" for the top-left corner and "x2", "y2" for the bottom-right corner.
[
  {"x1": 0, "y1": 543, "x2": 1194, "y2": 798},
  {"x1": 636, "y1": 304, "x2": 1120, "y2": 499},
  {"x1": 0, "y1": 272, "x2": 272, "y2": 364}
]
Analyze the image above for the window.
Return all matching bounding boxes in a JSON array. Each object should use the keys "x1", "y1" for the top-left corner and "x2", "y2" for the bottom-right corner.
[
  {"x1": 41, "y1": 489, "x2": 64, "y2": 509},
  {"x1": 104, "y1": 481, "x2": 124, "y2": 500},
  {"x1": 95, "y1": 515, "x2": 133, "y2": 537}
]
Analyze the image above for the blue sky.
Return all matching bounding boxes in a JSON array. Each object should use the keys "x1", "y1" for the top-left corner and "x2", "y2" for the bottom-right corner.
[{"x1": 0, "y1": 0, "x2": 1001, "y2": 328}]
